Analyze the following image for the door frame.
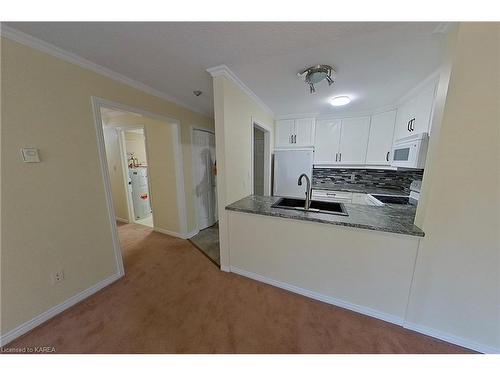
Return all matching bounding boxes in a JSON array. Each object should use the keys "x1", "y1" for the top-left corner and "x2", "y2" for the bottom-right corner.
[
  {"x1": 116, "y1": 125, "x2": 154, "y2": 225},
  {"x1": 251, "y1": 118, "x2": 272, "y2": 196},
  {"x1": 91, "y1": 96, "x2": 189, "y2": 275},
  {"x1": 191, "y1": 126, "x2": 217, "y2": 232}
]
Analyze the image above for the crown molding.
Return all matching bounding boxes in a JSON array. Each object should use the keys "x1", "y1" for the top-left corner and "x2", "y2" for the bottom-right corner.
[
  {"x1": 206, "y1": 64, "x2": 274, "y2": 117},
  {"x1": 0, "y1": 25, "x2": 212, "y2": 118}
]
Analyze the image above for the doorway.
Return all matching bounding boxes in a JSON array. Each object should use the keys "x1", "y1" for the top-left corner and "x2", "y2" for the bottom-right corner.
[
  {"x1": 123, "y1": 128, "x2": 153, "y2": 227},
  {"x1": 189, "y1": 128, "x2": 219, "y2": 265},
  {"x1": 252, "y1": 121, "x2": 272, "y2": 196},
  {"x1": 192, "y1": 128, "x2": 217, "y2": 230}
]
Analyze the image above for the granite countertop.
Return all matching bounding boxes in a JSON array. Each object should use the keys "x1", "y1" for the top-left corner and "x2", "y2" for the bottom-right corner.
[
  {"x1": 226, "y1": 195, "x2": 425, "y2": 237},
  {"x1": 312, "y1": 183, "x2": 408, "y2": 196}
]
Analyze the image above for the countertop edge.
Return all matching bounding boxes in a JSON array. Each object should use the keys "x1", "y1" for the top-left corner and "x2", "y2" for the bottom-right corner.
[{"x1": 225, "y1": 205, "x2": 425, "y2": 238}]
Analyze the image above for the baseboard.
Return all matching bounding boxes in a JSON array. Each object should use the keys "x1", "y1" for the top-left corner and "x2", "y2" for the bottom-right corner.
[
  {"x1": 229, "y1": 266, "x2": 403, "y2": 326},
  {"x1": 230, "y1": 266, "x2": 497, "y2": 354},
  {"x1": 115, "y1": 217, "x2": 129, "y2": 223},
  {"x1": 184, "y1": 229, "x2": 199, "y2": 239},
  {"x1": 153, "y1": 226, "x2": 197, "y2": 240},
  {"x1": 0, "y1": 272, "x2": 123, "y2": 347},
  {"x1": 403, "y1": 322, "x2": 499, "y2": 354}
]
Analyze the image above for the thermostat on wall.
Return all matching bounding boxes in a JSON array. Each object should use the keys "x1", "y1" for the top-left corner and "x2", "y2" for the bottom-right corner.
[{"x1": 21, "y1": 148, "x2": 41, "y2": 163}]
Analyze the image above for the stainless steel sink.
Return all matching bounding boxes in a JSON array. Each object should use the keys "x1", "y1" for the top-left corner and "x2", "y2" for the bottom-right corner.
[{"x1": 271, "y1": 197, "x2": 348, "y2": 216}]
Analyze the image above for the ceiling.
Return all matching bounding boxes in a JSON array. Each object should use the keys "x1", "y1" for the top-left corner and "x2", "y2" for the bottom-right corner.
[{"x1": 5, "y1": 22, "x2": 448, "y2": 118}]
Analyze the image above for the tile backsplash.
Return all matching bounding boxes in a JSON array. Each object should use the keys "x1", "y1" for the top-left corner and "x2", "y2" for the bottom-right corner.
[{"x1": 313, "y1": 168, "x2": 424, "y2": 193}]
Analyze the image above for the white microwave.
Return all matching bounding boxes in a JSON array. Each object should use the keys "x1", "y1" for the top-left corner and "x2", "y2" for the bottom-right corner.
[{"x1": 391, "y1": 133, "x2": 429, "y2": 169}]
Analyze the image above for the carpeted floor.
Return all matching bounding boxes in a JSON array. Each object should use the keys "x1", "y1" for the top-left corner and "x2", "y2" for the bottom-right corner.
[{"x1": 6, "y1": 223, "x2": 472, "y2": 354}]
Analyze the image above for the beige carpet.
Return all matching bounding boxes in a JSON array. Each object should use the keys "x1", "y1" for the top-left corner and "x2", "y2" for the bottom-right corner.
[{"x1": 6, "y1": 223, "x2": 472, "y2": 353}]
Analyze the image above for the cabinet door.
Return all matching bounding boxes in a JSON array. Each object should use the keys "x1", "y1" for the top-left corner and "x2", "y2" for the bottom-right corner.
[
  {"x1": 414, "y1": 82, "x2": 437, "y2": 134},
  {"x1": 294, "y1": 118, "x2": 315, "y2": 147},
  {"x1": 275, "y1": 119, "x2": 294, "y2": 147},
  {"x1": 394, "y1": 100, "x2": 415, "y2": 140},
  {"x1": 338, "y1": 117, "x2": 370, "y2": 164},
  {"x1": 314, "y1": 119, "x2": 341, "y2": 164},
  {"x1": 366, "y1": 110, "x2": 396, "y2": 165}
]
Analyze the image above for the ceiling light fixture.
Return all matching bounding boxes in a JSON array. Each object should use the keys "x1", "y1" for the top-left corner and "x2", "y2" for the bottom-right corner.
[
  {"x1": 330, "y1": 96, "x2": 351, "y2": 106},
  {"x1": 298, "y1": 65, "x2": 336, "y2": 94}
]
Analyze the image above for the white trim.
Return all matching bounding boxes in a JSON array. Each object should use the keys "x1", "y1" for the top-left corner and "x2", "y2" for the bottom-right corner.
[
  {"x1": 0, "y1": 272, "x2": 122, "y2": 347},
  {"x1": 403, "y1": 322, "x2": 498, "y2": 354},
  {"x1": 91, "y1": 98, "x2": 126, "y2": 277},
  {"x1": 172, "y1": 123, "x2": 189, "y2": 235},
  {"x1": 206, "y1": 64, "x2": 274, "y2": 117},
  {"x1": 229, "y1": 266, "x2": 403, "y2": 326},
  {"x1": 153, "y1": 226, "x2": 197, "y2": 240},
  {"x1": 190, "y1": 127, "x2": 218, "y2": 232},
  {"x1": 117, "y1": 128, "x2": 135, "y2": 223},
  {"x1": 0, "y1": 25, "x2": 211, "y2": 118},
  {"x1": 115, "y1": 217, "x2": 129, "y2": 223},
  {"x1": 229, "y1": 266, "x2": 497, "y2": 353}
]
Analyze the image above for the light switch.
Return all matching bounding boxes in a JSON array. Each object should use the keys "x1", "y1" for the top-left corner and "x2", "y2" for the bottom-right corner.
[{"x1": 21, "y1": 148, "x2": 41, "y2": 163}]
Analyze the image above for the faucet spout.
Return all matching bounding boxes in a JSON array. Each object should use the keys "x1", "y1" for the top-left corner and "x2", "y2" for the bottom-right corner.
[{"x1": 298, "y1": 173, "x2": 312, "y2": 210}]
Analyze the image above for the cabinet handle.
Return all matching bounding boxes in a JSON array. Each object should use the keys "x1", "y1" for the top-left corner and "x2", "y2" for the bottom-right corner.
[
  {"x1": 411, "y1": 118, "x2": 415, "y2": 131},
  {"x1": 293, "y1": 134, "x2": 297, "y2": 143},
  {"x1": 289, "y1": 134, "x2": 293, "y2": 144},
  {"x1": 407, "y1": 120, "x2": 411, "y2": 132},
  {"x1": 339, "y1": 153, "x2": 342, "y2": 162},
  {"x1": 386, "y1": 151, "x2": 390, "y2": 162},
  {"x1": 335, "y1": 153, "x2": 338, "y2": 162}
]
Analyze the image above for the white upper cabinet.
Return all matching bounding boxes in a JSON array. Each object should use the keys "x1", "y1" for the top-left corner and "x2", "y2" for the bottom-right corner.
[
  {"x1": 338, "y1": 117, "x2": 371, "y2": 164},
  {"x1": 394, "y1": 80, "x2": 437, "y2": 140},
  {"x1": 314, "y1": 119, "x2": 342, "y2": 164},
  {"x1": 366, "y1": 110, "x2": 397, "y2": 165},
  {"x1": 294, "y1": 118, "x2": 315, "y2": 147},
  {"x1": 275, "y1": 119, "x2": 295, "y2": 147},
  {"x1": 414, "y1": 82, "x2": 437, "y2": 134},
  {"x1": 275, "y1": 118, "x2": 315, "y2": 148}
]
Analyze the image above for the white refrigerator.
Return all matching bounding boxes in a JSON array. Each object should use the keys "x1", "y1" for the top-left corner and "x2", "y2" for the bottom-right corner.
[{"x1": 273, "y1": 149, "x2": 314, "y2": 199}]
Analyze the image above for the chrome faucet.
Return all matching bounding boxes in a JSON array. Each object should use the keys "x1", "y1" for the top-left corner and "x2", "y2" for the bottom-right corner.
[{"x1": 298, "y1": 173, "x2": 312, "y2": 210}]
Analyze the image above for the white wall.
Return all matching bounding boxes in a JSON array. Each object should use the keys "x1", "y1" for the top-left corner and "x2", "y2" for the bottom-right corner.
[
  {"x1": 228, "y1": 211, "x2": 420, "y2": 322},
  {"x1": 211, "y1": 73, "x2": 274, "y2": 270},
  {"x1": 407, "y1": 23, "x2": 500, "y2": 353}
]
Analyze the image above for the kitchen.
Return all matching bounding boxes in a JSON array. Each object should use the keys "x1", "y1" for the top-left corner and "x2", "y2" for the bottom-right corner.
[
  {"x1": 208, "y1": 23, "x2": 483, "y2": 348},
  {"x1": 223, "y1": 69, "x2": 436, "y2": 325}
]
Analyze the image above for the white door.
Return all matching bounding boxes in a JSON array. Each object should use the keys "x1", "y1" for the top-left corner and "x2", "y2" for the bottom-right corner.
[
  {"x1": 275, "y1": 119, "x2": 294, "y2": 147},
  {"x1": 193, "y1": 130, "x2": 217, "y2": 230},
  {"x1": 338, "y1": 117, "x2": 371, "y2": 164},
  {"x1": 366, "y1": 110, "x2": 397, "y2": 165},
  {"x1": 294, "y1": 118, "x2": 315, "y2": 147},
  {"x1": 314, "y1": 119, "x2": 341, "y2": 164}
]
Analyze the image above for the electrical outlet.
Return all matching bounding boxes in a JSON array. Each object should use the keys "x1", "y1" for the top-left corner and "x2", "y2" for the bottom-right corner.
[{"x1": 52, "y1": 270, "x2": 64, "y2": 284}]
